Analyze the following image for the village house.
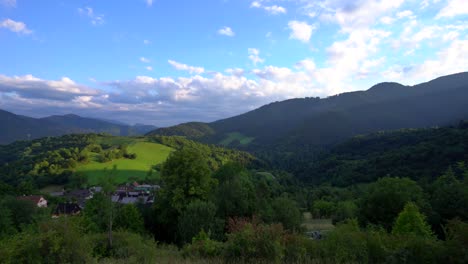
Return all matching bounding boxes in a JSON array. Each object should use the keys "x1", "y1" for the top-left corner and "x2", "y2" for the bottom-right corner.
[
  {"x1": 17, "y1": 195, "x2": 48, "y2": 207},
  {"x1": 52, "y1": 202, "x2": 82, "y2": 218}
]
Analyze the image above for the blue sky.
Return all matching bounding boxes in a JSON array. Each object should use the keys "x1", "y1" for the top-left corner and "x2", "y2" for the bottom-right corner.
[{"x1": 0, "y1": 0, "x2": 467, "y2": 126}]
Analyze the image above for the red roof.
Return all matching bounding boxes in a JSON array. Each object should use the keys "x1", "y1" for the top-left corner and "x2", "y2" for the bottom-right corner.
[{"x1": 17, "y1": 195, "x2": 44, "y2": 204}]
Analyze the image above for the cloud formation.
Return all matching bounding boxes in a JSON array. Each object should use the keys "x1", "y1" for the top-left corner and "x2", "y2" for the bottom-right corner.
[
  {"x1": 288, "y1": 21, "x2": 314, "y2": 42},
  {"x1": 248, "y1": 48, "x2": 264, "y2": 65},
  {"x1": 168, "y1": 60, "x2": 205, "y2": 74},
  {"x1": 78, "y1": 7, "x2": 104, "y2": 25},
  {"x1": 251, "y1": 1, "x2": 286, "y2": 15},
  {"x1": 0, "y1": 19, "x2": 32, "y2": 34},
  {"x1": 218, "y1": 26, "x2": 235, "y2": 37},
  {"x1": 437, "y1": 0, "x2": 468, "y2": 18}
]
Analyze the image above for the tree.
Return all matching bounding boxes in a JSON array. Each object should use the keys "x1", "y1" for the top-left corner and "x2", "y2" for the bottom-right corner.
[
  {"x1": 332, "y1": 200, "x2": 358, "y2": 224},
  {"x1": 359, "y1": 177, "x2": 429, "y2": 230},
  {"x1": 271, "y1": 196, "x2": 302, "y2": 231},
  {"x1": 177, "y1": 200, "x2": 222, "y2": 244},
  {"x1": 215, "y1": 163, "x2": 256, "y2": 218},
  {"x1": 114, "y1": 204, "x2": 145, "y2": 234},
  {"x1": 312, "y1": 199, "x2": 336, "y2": 219},
  {"x1": 431, "y1": 168, "x2": 468, "y2": 223},
  {"x1": 392, "y1": 202, "x2": 433, "y2": 238},
  {"x1": 0, "y1": 202, "x2": 15, "y2": 238},
  {"x1": 160, "y1": 147, "x2": 215, "y2": 213}
]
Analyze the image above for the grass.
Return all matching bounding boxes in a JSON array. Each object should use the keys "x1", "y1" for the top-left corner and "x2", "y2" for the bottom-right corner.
[
  {"x1": 76, "y1": 140, "x2": 173, "y2": 185},
  {"x1": 40, "y1": 185, "x2": 64, "y2": 193},
  {"x1": 302, "y1": 212, "x2": 335, "y2": 232},
  {"x1": 219, "y1": 132, "x2": 255, "y2": 146}
]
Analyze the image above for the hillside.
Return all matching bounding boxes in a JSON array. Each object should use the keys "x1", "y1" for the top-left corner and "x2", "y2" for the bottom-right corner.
[
  {"x1": 293, "y1": 122, "x2": 468, "y2": 185},
  {"x1": 0, "y1": 110, "x2": 157, "y2": 144},
  {"x1": 147, "y1": 72, "x2": 468, "y2": 150},
  {"x1": 0, "y1": 133, "x2": 255, "y2": 190}
]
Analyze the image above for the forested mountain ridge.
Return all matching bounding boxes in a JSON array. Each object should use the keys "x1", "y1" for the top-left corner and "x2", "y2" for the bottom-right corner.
[
  {"x1": 0, "y1": 110, "x2": 157, "y2": 144},
  {"x1": 147, "y1": 72, "x2": 468, "y2": 149}
]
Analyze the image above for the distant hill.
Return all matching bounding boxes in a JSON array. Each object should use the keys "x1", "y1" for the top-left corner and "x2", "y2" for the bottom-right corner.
[
  {"x1": 298, "y1": 122, "x2": 468, "y2": 185},
  {"x1": 147, "y1": 72, "x2": 468, "y2": 150},
  {"x1": 0, "y1": 111, "x2": 157, "y2": 144}
]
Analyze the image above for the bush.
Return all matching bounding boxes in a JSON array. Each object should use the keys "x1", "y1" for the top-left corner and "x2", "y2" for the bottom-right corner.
[
  {"x1": 183, "y1": 230, "x2": 224, "y2": 258},
  {"x1": 224, "y1": 218, "x2": 285, "y2": 263}
]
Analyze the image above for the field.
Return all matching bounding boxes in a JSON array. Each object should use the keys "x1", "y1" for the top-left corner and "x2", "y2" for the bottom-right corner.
[
  {"x1": 76, "y1": 138, "x2": 173, "y2": 185},
  {"x1": 219, "y1": 132, "x2": 255, "y2": 146},
  {"x1": 301, "y1": 212, "x2": 335, "y2": 232}
]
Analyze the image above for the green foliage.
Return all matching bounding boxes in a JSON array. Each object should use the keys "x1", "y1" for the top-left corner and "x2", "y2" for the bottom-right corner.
[
  {"x1": 359, "y1": 177, "x2": 429, "y2": 230},
  {"x1": 431, "y1": 167, "x2": 468, "y2": 226},
  {"x1": 160, "y1": 147, "x2": 215, "y2": 213},
  {"x1": 224, "y1": 219, "x2": 285, "y2": 263},
  {"x1": 0, "y1": 217, "x2": 93, "y2": 264},
  {"x1": 91, "y1": 231, "x2": 157, "y2": 263},
  {"x1": 312, "y1": 199, "x2": 336, "y2": 219},
  {"x1": 177, "y1": 200, "x2": 222, "y2": 244},
  {"x1": 214, "y1": 163, "x2": 256, "y2": 218},
  {"x1": 147, "y1": 122, "x2": 215, "y2": 139},
  {"x1": 332, "y1": 200, "x2": 358, "y2": 224},
  {"x1": 183, "y1": 230, "x2": 224, "y2": 258},
  {"x1": 114, "y1": 204, "x2": 145, "y2": 234},
  {"x1": 392, "y1": 202, "x2": 433, "y2": 238},
  {"x1": 271, "y1": 196, "x2": 302, "y2": 231},
  {"x1": 150, "y1": 135, "x2": 255, "y2": 170}
]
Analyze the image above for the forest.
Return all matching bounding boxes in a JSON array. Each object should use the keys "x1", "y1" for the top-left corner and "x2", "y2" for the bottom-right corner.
[{"x1": 0, "y1": 124, "x2": 467, "y2": 263}]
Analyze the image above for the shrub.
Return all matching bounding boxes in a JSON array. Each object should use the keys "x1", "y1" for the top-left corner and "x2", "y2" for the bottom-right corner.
[{"x1": 183, "y1": 230, "x2": 224, "y2": 258}]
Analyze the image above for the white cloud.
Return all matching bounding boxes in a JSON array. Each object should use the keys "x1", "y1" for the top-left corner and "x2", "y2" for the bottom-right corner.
[
  {"x1": 0, "y1": 75, "x2": 98, "y2": 101},
  {"x1": 251, "y1": 1, "x2": 286, "y2": 15},
  {"x1": 437, "y1": 0, "x2": 468, "y2": 18},
  {"x1": 385, "y1": 39, "x2": 468, "y2": 83},
  {"x1": 218, "y1": 26, "x2": 235, "y2": 37},
  {"x1": 140, "y1": 57, "x2": 151, "y2": 63},
  {"x1": 143, "y1": 40, "x2": 151, "y2": 45},
  {"x1": 146, "y1": 66, "x2": 153, "y2": 71},
  {"x1": 315, "y1": 0, "x2": 404, "y2": 32},
  {"x1": 168, "y1": 60, "x2": 205, "y2": 74},
  {"x1": 288, "y1": 21, "x2": 315, "y2": 43},
  {"x1": 396, "y1": 10, "x2": 414, "y2": 19},
  {"x1": 1, "y1": 0, "x2": 16, "y2": 7},
  {"x1": 380, "y1": 16, "x2": 395, "y2": 25},
  {"x1": 146, "y1": 0, "x2": 153, "y2": 7},
  {"x1": 78, "y1": 7, "x2": 104, "y2": 25},
  {"x1": 0, "y1": 19, "x2": 32, "y2": 34},
  {"x1": 248, "y1": 48, "x2": 265, "y2": 65}
]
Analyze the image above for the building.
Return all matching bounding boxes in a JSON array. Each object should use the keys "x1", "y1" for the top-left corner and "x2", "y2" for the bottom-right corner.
[
  {"x1": 17, "y1": 195, "x2": 48, "y2": 207},
  {"x1": 52, "y1": 203, "x2": 82, "y2": 218}
]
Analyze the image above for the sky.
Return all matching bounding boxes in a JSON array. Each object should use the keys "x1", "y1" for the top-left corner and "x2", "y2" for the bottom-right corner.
[{"x1": 0, "y1": 0, "x2": 467, "y2": 126}]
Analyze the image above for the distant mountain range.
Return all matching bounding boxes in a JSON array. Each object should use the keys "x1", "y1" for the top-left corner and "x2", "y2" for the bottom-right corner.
[
  {"x1": 147, "y1": 72, "x2": 468, "y2": 151},
  {"x1": 0, "y1": 111, "x2": 157, "y2": 144}
]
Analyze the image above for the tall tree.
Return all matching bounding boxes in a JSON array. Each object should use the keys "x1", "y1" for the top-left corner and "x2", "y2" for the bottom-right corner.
[
  {"x1": 359, "y1": 177, "x2": 429, "y2": 230},
  {"x1": 160, "y1": 147, "x2": 215, "y2": 213},
  {"x1": 392, "y1": 202, "x2": 433, "y2": 238}
]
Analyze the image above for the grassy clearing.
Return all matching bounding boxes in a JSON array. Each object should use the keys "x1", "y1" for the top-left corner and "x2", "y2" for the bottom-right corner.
[
  {"x1": 40, "y1": 185, "x2": 64, "y2": 193},
  {"x1": 219, "y1": 132, "x2": 255, "y2": 146},
  {"x1": 77, "y1": 140, "x2": 173, "y2": 185},
  {"x1": 302, "y1": 212, "x2": 335, "y2": 232}
]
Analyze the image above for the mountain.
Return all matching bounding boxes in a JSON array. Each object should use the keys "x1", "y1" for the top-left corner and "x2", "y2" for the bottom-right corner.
[
  {"x1": 147, "y1": 72, "x2": 468, "y2": 150},
  {"x1": 0, "y1": 109, "x2": 65, "y2": 144},
  {"x1": 0, "y1": 111, "x2": 157, "y2": 144}
]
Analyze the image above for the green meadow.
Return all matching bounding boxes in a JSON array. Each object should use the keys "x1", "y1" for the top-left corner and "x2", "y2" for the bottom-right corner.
[
  {"x1": 76, "y1": 139, "x2": 173, "y2": 185},
  {"x1": 219, "y1": 132, "x2": 255, "y2": 146}
]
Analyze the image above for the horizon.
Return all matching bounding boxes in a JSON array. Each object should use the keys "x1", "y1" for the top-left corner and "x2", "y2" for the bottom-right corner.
[{"x1": 1, "y1": 0, "x2": 467, "y2": 126}]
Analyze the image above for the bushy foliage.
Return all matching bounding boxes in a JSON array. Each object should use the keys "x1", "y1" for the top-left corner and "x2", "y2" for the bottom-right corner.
[{"x1": 392, "y1": 202, "x2": 433, "y2": 238}]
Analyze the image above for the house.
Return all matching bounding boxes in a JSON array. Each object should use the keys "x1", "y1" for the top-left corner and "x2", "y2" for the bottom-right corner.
[
  {"x1": 17, "y1": 195, "x2": 48, "y2": 208},
  {"x1": 52, "y1": 203, "x2": 81, "y2": 218},
  {"x1": 65, "y1": 189, "x2": 93, "y2": 208}
]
